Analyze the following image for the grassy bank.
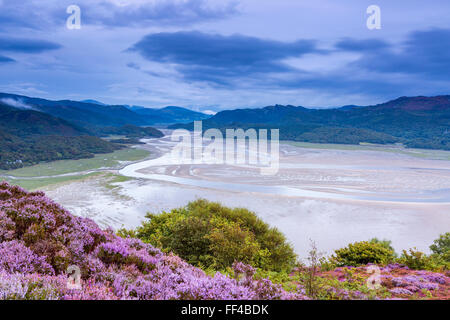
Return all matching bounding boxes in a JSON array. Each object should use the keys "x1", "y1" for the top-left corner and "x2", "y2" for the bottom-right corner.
[
  {"x1": 0, "y1": 147, "x2": 149, "y2": 190},
  {"x1": 3, "y1": 172, "x2": 104, "y2": 191},
  {"x1": 1, "y1": 148, "x2": 150, "y2": 178}
]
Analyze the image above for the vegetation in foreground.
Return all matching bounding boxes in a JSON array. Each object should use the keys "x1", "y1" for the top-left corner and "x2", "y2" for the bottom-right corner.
[
  {"x1": 119, "y1": 201, "x2": 449, "y2": 300},
  {"x1": 0, "y1": 182, "x2": 448, "y2": 300},
  {"x1": 0, "y1": 182, "x2": 306, "y2": 300},
  {"x1": 119, "y1": 200, "x2": 297, "y2": 272}
]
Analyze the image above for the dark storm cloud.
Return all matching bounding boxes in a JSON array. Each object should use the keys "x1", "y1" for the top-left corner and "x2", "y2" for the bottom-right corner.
[
  {"x1": 130, "y1": 31, "x2": 323, "y2": 84},
  {"x1": 335, "y1": 38, "x2": 390, "y2": 51},
  {"x1": 0, "y1": 37, "x2": 62, "y2": 53},
  {"x1": 0, "y1": 55, "x2": 15, "y2": 63},
  {"x1": 128, "y1": 28, "x2": 450, "y2": 95},
  {"x1": 346, "y1": 28, "x2": 450, "y2": 79},
  {"x1": 278, "y1": 29, "x2": 450, "y2": 95}
]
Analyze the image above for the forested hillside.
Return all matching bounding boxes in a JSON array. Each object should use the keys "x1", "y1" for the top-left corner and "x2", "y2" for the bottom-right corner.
[
  {"x1": 171, "y1": 96, "x2": 450, "y2": 150},
  {"x1": 0, "y1": 96, "x2": 166, "y2": 170},
  {"x1": 0, "y1": 102, "x2": 118, "y2": 170}
]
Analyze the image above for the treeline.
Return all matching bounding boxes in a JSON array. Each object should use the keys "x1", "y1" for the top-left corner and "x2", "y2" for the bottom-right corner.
[
  {"x1": 170, "y1": 122, "x2": 401, "y2": 145},
  {"x1": 93, "y1": 124, "x2": 164, "y2": 139},
  {"x1": 0, "y1": 131, "x2": 121, "y2": 170}
]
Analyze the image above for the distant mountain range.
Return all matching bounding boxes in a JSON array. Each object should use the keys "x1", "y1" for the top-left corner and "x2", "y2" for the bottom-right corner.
[
  {"x1": 171, "y1": 95, "x2": 450, "y2": 150},
  {"x1": 0, "y1": 93, "x2": 211, "y2": 127}
]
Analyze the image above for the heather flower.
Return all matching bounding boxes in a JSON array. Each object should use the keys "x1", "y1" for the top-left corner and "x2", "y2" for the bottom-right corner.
[
  {"x1": 389, "y1": 288, "x2": 413, "y2": 295},
  {"x1": 381, "y1": 263, "x2": 409, "y2": 272},
  {"x1": 0, "y1": 210, "x2": 15, "y2": 241},
  {"x1": 0, "y1": 272, "x2": 28, "y2": 300},
  {"x1": 0, "y1": 240, "x2": 54, "y2": 275},
  {"x1": 391, "y1": 274, "x2": 442, "y2": 291}
]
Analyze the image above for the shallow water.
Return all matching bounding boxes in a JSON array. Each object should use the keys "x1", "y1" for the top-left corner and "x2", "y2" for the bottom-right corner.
[{"x1": 119, "y1": 136, "x2": 450, "y2": 204}]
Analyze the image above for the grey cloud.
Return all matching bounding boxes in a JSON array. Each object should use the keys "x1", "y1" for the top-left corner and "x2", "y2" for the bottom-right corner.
[
  {"x1": 346, "y1": 28, "x2": 450, "y2": 79},
  {"x1": 0, "y1": 37, "x2": 62, "y2": 53},
  {"x1": 0, "y1": 0, "x2": 239, "y2": 30},
  {"x1": 0, "y1": 55, "x2": 15, "y2": 63},
  {"x1": 130, "y1": 31, "x2": 323, "y2": 85}
]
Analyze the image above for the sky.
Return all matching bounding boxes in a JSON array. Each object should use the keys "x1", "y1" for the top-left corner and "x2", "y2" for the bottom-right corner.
[{"x1": 0, "y1": 0, "x2": 449, "y2": 112}]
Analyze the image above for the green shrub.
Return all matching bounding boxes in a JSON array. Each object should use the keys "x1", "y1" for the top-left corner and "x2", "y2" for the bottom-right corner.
[
  {"x1": 319, "y1": 257, "x2": 337, "y2": 272},
  {"x1": 398, "y1": 248, "x2": 439, "y2": 271},
  {"x1": 331, "y1": 241, "x2": 395, "y2": 267},
  {"x1": 430, "y1": 232, "x2": 450, "y2": 262},
  {"x1": 369, "y1": 238, "x2": 397, "y2": 257},
  {"x1": 128, "y1": 199, "x2": 297, "y2": 272}
]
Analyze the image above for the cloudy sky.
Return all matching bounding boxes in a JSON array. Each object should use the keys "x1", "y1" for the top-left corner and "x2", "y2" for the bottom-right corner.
[{"x1": 0, "y1": 0, "x2": 449, "y2": 112}]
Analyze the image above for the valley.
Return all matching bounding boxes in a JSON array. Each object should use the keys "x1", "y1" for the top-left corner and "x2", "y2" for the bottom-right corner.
[{"x1": 1, "y1": 93, "x2": 449, "y2": 259}]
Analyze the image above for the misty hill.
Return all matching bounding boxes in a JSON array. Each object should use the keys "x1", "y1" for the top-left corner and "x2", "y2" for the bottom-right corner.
[
  {"x1": 0, "y1": 101, "x2": 90, "y2": 137},
  {"x1": 171, "y1": 96, "x2": 450, "y2": 150},
  {"x1": 0, "y1": 101, "x2": 120, "y2": 170},
  {"x1": 0, "y1": 93, "x2": 147, "y2": 128},
  {"x1": 0, "y1": 93, "x2": 210, "y2": 128}
]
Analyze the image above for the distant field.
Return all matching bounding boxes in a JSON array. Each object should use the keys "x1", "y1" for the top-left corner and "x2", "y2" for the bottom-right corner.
[
  {"x1": 284, "y1": 141, "x2": 450, "y2": 161},
  {"x1": 3, "y1": 172, "x2": 104, "y2": 191},
  {"x1": 1, "y1": 148, "x2": 150, "y2": 178},
  {"x1": 3, "y1": 171, "x2": 134, "y2": 191}
]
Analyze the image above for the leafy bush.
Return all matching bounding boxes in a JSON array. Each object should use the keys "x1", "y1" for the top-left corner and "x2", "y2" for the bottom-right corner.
[
  {"x1": 128, "y1": 199, "x2": 297, "y2": 272},
  {"x1": 331, "y1": 241, "x2": 395, "y2": 267},
  {"x1": 369, "y1": 238, "x2": 397, "y2": 256},
  {"x1": 430, "y1": 233, "x2": 450, "y2": 263},
  {"x1": 396, "y1": 234, "x2": 450, "y2": 271},
  {"x1": 398, "y1": 248, "x2": 439, "y2": 271}
]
